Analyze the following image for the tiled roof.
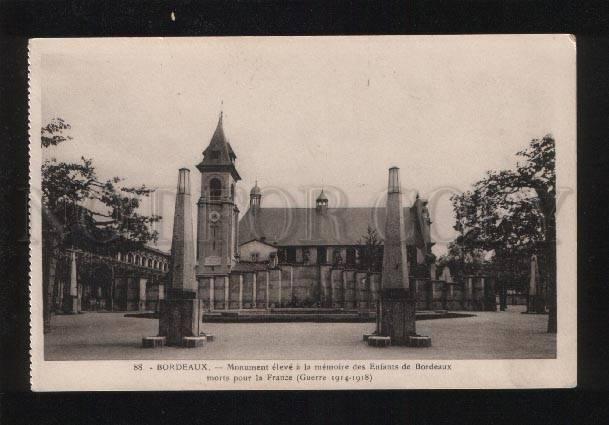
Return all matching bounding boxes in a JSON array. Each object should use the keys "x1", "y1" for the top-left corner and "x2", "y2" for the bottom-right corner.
[{"x1": 238, "y1": 203, "x2": 431, "y2": 248}]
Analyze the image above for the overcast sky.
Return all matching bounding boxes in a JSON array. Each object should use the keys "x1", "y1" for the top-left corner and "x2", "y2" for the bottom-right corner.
[{"x1": 38, "y1": 36, "x2": 575, "y2": 255}]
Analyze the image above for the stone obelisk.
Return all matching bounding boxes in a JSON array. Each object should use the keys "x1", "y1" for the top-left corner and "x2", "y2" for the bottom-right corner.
[
  {"x1": 374, "y1": 167, "x2": 430, "y2": 347},
  {"x1": 67, "y1": 250, "x2": 79, "y2": 313},
  {"x1": 527, "y1": 254, "x2": 545, "y2": 314},
  {"x1": 158, "y1": 168, "x2": 202, "y2": 345}
]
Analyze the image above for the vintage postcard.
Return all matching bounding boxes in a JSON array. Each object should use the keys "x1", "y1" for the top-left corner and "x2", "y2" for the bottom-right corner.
[{"x1": 29, "y1": 35, "x2": 576, "y2": 391}]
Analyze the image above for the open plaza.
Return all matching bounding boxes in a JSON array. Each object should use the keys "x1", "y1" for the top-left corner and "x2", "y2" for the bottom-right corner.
[{"x1": 45, "y1": 306, "x2": 555, "y2": 361}]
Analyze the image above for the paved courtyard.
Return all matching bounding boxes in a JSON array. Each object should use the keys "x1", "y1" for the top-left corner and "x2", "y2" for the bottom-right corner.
[{"x1": 45, "y1": 306, "x2": 555, "y2": 360}]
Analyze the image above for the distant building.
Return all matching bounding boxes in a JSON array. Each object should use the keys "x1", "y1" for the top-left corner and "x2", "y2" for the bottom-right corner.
[{"x1": 194, "y1": 113, "x2": 434, "y2": 310}]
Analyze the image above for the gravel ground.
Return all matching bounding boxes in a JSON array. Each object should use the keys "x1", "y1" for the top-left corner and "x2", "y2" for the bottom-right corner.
[{"x1": 45, "y1": 305, "x2": 555, "y2": 360}]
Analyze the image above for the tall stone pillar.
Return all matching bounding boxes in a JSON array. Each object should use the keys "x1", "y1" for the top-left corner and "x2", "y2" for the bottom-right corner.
[
  {"x1": 158, "y1": 168, "x2": 202, "y2": 345},
  {"x1": 224, "y1": 276, "x2": 229, "y2": 310},
  {"x1": 464, "y1": 276, "x2": 474, "y2": 310},
  {"x1": 376, "y1": 167, "x2": 429, "y2": 346},
  {"x1": 252, "y1": 273, "x2": 257, "y2": 307},
  {"x1": 209, "y1": 277, "x2": 215, "y2": 311},
  {"x1": 67, "y1": 251, "x2": 79, "y2": 313},
  {"x1": 238, "y1": 274, "x2": 244, "y2": 309},
  {"x1": 290, "y1": 266, "x2": 294, "y2": 304},
  {"x1": 527, "y1": 254, "x2": 546, "y2": 313},
  {"x1": 278, "y1": 269, "x2": 283, "y2": 306},
  {"x1": 138, "y1": 278, "x2": 148, "y2": 311},
  {"x1": 265, "y1": 271, "x2": 270, "y2": 308}
]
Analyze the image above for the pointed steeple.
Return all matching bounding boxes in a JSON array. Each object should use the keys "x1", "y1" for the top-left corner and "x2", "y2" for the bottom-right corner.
[{"x1": 197, "y1": 111, "x2": 241, "y2": 180}]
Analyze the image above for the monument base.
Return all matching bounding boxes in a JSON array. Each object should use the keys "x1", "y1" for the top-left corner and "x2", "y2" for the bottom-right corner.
[
  {"x1": 379, "y1": 288, "x2": 417, "y2": 346},
  {"x1": 182, "y1": 336, "x2": 206, "y2": 348},
  {"x1": 367, "y1": 336, "x2": 391, "y2": 347},
  {"x1": 408, "y1": 335, "x2": 432, "y2": 347},
  {"x1": 363, "y1": 333, "x2": 377, "y2": 342},
  {"x1": 158, "y1": 293, "x2": 202, "y2": 346}
]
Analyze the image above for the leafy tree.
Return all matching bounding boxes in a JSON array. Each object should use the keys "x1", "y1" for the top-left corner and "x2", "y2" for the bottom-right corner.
[
  {"x1": 450, "y1": 135, "x2": 556, "y2": 332},
  {"x1": 358, "y1": 226, "x2": 383, "y2": 272},
  {"x1": 41, "y1": 118, "x2": 161, "y2": 332},
  {"x1": 436, "y1": 239, "x2": 487, "y2": 282}
]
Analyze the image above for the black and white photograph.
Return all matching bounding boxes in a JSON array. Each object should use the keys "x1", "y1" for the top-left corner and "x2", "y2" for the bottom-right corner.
[{"x1": 28, "y1": 36, "x2": 576, "y2": 390}]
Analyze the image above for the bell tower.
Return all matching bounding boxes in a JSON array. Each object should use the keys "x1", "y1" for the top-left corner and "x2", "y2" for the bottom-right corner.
[{"x1": 196, "y1": 112, "x2": 241, "y2": 278}]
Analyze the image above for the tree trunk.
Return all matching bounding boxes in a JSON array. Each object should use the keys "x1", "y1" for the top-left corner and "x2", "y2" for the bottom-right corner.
[
  {"x1": 42, "y1": 229, "x2": 59, "y2": 333},
  {"x1": 546, "y1": 233, "x2": 557, "y2": 333},
  {"x1": 543, "y1": 197, "x2": 557, "y2": 334},
  {"x1": 43, "y1": 249, "x2": 58, "y2": 333}
]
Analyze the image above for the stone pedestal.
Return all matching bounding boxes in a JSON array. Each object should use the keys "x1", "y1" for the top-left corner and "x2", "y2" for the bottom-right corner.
[
  {"x1": 367, "y1": 336, "x2": 391, "y2": 347},
  {"x1": 183, "y1": 336, "x2": 206, "y2": 348},
  {"x1": 142, "y1": 336, "x2": 166, "y2": 348},
  {"x1": 379, "y1": 289, "x2": 416, "y2": 346},
  {"x1": 408, "y1": 335, "x2": 432, "y2": 347},
  {"x1": 363, "y1": 333, "x2": 376, "y2": 342},
  {"x1": 158, "y1": 290, "x2": 201, "y2": 346}
]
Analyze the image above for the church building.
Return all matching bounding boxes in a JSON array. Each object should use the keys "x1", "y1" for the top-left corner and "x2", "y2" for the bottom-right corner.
[{"x1": 194, "y1": 113, "x2": 435, "y2": 310}]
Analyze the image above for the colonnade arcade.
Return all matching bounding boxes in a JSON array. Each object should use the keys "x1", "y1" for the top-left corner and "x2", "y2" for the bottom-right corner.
[{"x1": 52, "y1": 248, "x2": 170, "y2": 313}]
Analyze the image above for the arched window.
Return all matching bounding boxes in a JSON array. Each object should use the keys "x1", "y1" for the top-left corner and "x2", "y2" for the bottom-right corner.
[
  {"x1": 135, "y1": 255, "x2": 141, "y2": 265},
  {"x1": 209, "y1": 178, "x2": 222, "y2": 199},
  {"x1": 148, "y1": 259, "x2": 152, "y2": 268},
  {"x1": 231, "y1": 184, "x2": 235, "y2": 200},
  {"x1": 154, "y1": 260, "x2": 159, "y2": 269},
  {"x1": 127, "y1": 253, "x2": 133, "y2": 264}
]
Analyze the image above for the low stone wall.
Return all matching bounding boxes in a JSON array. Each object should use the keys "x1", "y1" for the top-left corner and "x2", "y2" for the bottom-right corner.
[{"x1": 196, "y1": 268, "x2": 496, "y2": 312}]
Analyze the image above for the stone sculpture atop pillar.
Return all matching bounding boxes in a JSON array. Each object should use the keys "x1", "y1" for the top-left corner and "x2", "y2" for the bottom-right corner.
[{"x1": 368, "y1": 167, "x2": 431, "y2": 347}]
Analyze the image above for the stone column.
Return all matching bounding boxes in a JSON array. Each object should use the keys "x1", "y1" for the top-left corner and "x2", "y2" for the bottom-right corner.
[
  {"x1": 265, "y1": 271, "x2": 270, "y2": 308},
  {"x1": 527, "y1": 254, "x2": 545, "y2": 313},
  {"x1": 290, "y1": 266, "x2": 294, "y2": 304},
  {"x1": 68, "y1": 250, "x2": 79, "y2": 313},
  {"x1": 378, "y1": 167, "x2": 423, "y2": 346},
  {"x1": 465, "y1": 276, "x2": 474, "y2": 310},
  {"x1": 57, "y1": 280, "x2": 65, "y2": 310},
  {"x1": 342, "y1": 271, "x2": 347, "y2": 307},
  {"x1": 278, "y1": 269, "x2": 283, "y2": 306},
  {"x1": 238, "y1": 274, "x2": 244, "y2": 309},
  {"x1": 209, "y1": 277, "x2": 215, "y2": 311},
  {"x1": 330, "y1": 270, "x2": 335, "y2": 307},
  {"x1": 252, "y1": 273, "x2": 257, "y2": 307},
  {"x1": 224, "y1": 276, "x2": 229, "y2": 310},
  {"x1": 138, "y1": 278, "x2": 148, "y2": 311}
]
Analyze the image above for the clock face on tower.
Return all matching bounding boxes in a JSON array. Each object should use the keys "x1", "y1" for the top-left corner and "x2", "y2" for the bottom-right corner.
[{"x1": 209, "y1": 211, "x2": 221, "y2": 223}]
